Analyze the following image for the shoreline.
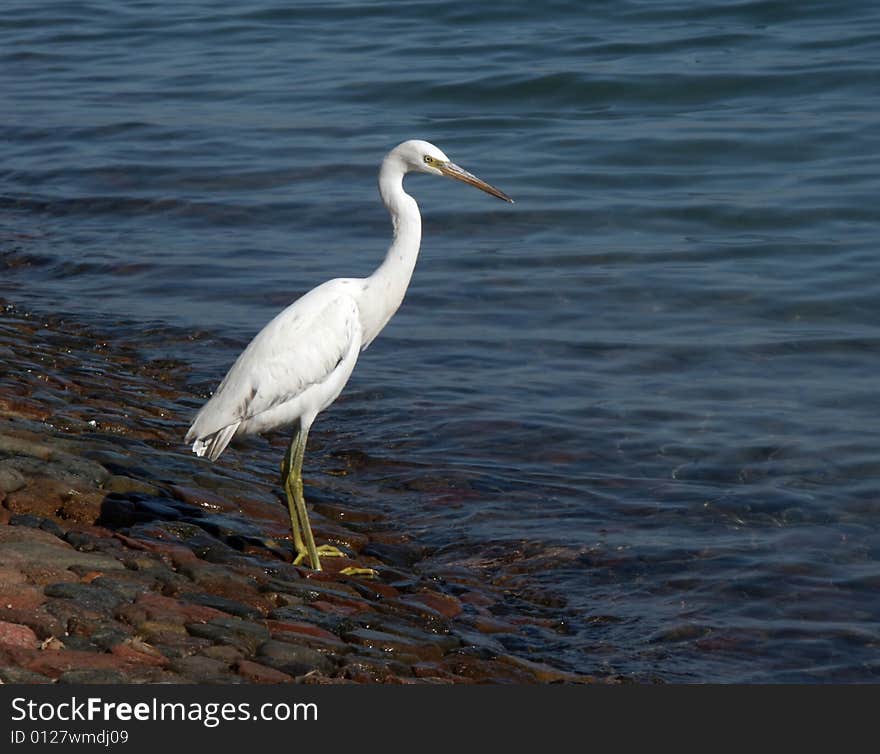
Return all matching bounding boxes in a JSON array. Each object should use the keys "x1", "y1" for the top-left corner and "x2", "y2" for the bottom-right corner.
[{"x1": 0, "y1": 300, "x2": 593, "y2": 684}]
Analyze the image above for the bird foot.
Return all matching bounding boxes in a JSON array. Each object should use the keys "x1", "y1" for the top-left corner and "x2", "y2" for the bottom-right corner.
[
  {"x1": 293, "y1": 544, "x2": 349, "y2": 567},
  {"x1": 339, "y1": 566, "x2": 379, "y2": 579}
]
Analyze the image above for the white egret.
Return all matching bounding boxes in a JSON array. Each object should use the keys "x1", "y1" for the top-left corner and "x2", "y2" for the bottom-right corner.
[{"x1": 185, "y1": 140, "x2": 513, "y2": 571}]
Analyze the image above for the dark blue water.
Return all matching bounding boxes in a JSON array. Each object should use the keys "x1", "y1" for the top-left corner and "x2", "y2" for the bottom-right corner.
[{"x1": 3, "y1": 1, "x2": 880, "y2": 682}]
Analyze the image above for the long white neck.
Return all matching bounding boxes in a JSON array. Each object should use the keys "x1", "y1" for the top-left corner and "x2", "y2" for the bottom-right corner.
[{"x1": 358, "y1": 152, "x2": 422, "y2": 347}]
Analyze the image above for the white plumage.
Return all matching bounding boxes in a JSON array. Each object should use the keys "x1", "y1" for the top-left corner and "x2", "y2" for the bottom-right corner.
[{"x1": 185, "y1": 139, "x2": 512, "y2": 571}]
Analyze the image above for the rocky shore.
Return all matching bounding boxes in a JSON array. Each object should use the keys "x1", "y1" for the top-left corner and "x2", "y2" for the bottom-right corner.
[{"x1": 0, "y1": 302, "x2": 591, "y2": 684}]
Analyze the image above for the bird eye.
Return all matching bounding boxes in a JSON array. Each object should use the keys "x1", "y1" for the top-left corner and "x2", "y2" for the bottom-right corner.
[{"x1": 424, "y1": 155, "x2": 434, "y2": 164}]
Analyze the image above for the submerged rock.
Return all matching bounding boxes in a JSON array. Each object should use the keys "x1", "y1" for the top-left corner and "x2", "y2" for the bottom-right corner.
[{"x1": 0, "y1": 306, "x2": 587, "y2": 685}]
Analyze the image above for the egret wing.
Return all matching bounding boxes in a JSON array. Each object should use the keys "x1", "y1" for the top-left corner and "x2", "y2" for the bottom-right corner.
[{"x1": 186, "y1": 290, "x2": 361, "y2": 442}]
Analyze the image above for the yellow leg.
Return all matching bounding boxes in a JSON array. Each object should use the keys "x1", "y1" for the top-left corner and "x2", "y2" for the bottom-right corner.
[
  {"x1": 280, "y1": 439, "x2": 307, "y2": 562},
  {"x1": 282, "y1": 425, "x2": 372, "y2": 575},
  {"x1": 282, "y1": 426, "x2": 323, "y2": 570}
]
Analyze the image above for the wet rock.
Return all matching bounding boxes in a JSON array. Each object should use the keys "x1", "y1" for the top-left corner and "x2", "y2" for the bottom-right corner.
[
  {"x1": 110, "y1": 638, "x2": 169, "y2": 668},
  {"x1": 341, "y1": 628, "x2": 446, "y2": 662},
  {"x1": 0, "y1": 583, "x2": 46, "y2": 615},
  {"x1": 406, "y1": 591, "x2": 464, "y2": 619},
  {"x1": 91, "y1": 573, "x2": 160, "y2": 602},
  {"x1": 0, "y1": 666, "x2": 54, "y2": 683},
  {"x1": 267, "y1": 620, "x2": 350, "y2": 654},
  {"x1": 24, "y1": 649, "x2": 138, "y2": 679},
  {"x1": 496, "y1": 653, "x2": 594, "y2": 684},
  {"x1": 441, "y1": 654, "x2": 539, "y2": 683},
  {"x1": 127, "y1": 591, "x2": 228, "y2": 626},
  {"x1": 348, "y1": 579, "x2": 400, "y2": 601},
  {"x1": 58, "y1": 635, "x2": 97, "y2": 651},
  {"x1": 0, "y1": 307, "x2": 574, "y2": 685},
  {"x1": 185, "y1": 617, "x2": 269, "y2": 654},
  {"x1": 200, "y1": 644, "x2": 244, "y2": 664},
  {"x1": 368, "y1": 620, "x2": 461, "y2": 654},
  {"x1": 266, "y1": 619, "x2": 339, "y2": 643},
  {"x1": 0, "y1": 462, "x2": 26, "y2": 493},
  {"x1": 180, "y1": 592, "x2": 265, "y2": 620},
  {"x1": 0, "y1": 566, "x2": 27, "y2": 586},
  {"x1": 256, "y1": 639, "x2": 335, "y2": 677},
  {"x1": 57, "y1": 668, "x2": 130, "y2": 684},
  {"x1": 102, "y1": 475, "x2": 161, "y2": 496},
  {"x1": 0, "y1": 620, "x2": 40, "y2": 649},
  {"x1": 176, "y1": 560, "x2": 263, "y2": 599},
  {"x1": 4, "y1": 477, "x2": 70, "y2": 517},
  {"x1": 89, "y1": 626, "x2": 133, "y2": 652},
  {"x1": 0, "y1": 434, "x2": 53, "y2": 461},
  {"x1": 44, "y1": 599, "x2": 114, "y2": 640},
  {"x1": 0, "y1": 524, "x2": 127, "y2": 584},
  {"x1": 339, "y1": 655, "x2": 414, "y2": 682},
  {"x1": 273, "y1": 581, "x2": 372, "y2": 618},
  {"x1": 168, "y1": 655, "x2": 238, "y2": 683},
  {"x1": 411, "y1": 662, "x2": 460, "y2": 682},
  {"x1": 312, "y1": 501, "x2": 383, "y2": 525},
  {"x1": 269, "y1": 578, "x2": 361, "y2": 603},
  {"x1": 470, "y1": 615, "x2": 518, "y2": 634},
  {"x1": 48, "y1": 453, "x2": 111, "y2": 488},
  {"x1": 373, "y1": 598, "x2": 451, "y2": 633},
  {"x1": 170, "y1": 484, "x2": 234, "y2": 513},
  {"x1": 43, "y1": 582, "x2": 122, "y2": 612},
  {"x1": 1, "y1": 605, "x2": 66, "y2": 641},
  {"x1": 267, "y1": 605, "x2": 350, "y2": 636},
  {"x1": 9, "y1": 513, "x2": 65, "y2": 537},
  {"x1": 57, "y1": 488, "x2": 108, "y2": 523},
  {"x1": 361, "y1": 541, "x2": 426, "y2": 568},
  {"x1": 235, "y1": 659, "x2": 294, "y2": 684}
]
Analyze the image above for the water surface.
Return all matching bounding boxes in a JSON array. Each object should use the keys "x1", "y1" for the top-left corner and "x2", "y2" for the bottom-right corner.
[{"x1": 2, "y1": 0, "x2": 880, "y2": 681}]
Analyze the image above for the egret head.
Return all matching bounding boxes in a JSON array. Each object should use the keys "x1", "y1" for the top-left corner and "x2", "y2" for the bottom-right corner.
[{"x1": 390, "y1": 139, "x2": 513, "y2": 203}]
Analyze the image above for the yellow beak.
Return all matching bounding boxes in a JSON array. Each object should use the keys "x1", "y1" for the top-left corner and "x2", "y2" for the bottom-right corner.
[{"x1": 438, "y1": 162, "x2": 514, "y2": 203}]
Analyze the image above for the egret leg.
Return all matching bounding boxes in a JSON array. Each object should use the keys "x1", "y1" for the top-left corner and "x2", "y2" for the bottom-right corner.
[
  {"x1": 282, "y1": 426, "x2": 350, "y2": 570},
  {"x1": 281, "y1": 426, "x2": 322, "y2": 569},
  {"x1": 280, "y1": 435, "x2": 308, "y2": 564}
]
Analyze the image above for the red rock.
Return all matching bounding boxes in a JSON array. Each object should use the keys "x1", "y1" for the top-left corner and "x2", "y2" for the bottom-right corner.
[
  {"x1": 0, "y1": 567, "x2": 27, "y2": 590},
  {"x1": 459, "y1": 590, "x2": 495, "y2": 608},
  {"x1": 471, "y1": 615, "x2": 516, "y2": 634},
  {"x1": 408, "y1": 591, "x2": 463, "y2": 619},
  {"x1": 495, "y1": 653, "x2": 593, "y2": 684},
  {"x1": 132, "y1": 592, "x2": 228, "y2": 625},
  {"x1": 4, "y1": 477, "x2": 69, "y2": 517},
  {"x1": 57, "y1": 488, "x2": 105, "y2": 523},
  {"x1": 235, "y1": 659, "x2": 294, "y2": 684},
  {"x1": 200, "y1": 644, "x2": 244, "y2": 664},
  {"x1": 169, "y1": 485, "x2": 234, "y2": 513},
  {"x1": 0, "y1": 620, "x2": 40, "y2": 649},
  {"x1": 343, "y1": 628, "x2": 444, "y2": 662},
  {"x1": 0, "y1": 583, "x2": 45, "y2": 612},
  {"x1": 0, "y1": 396, "x2": 51, "y2": 421},
  {"x1": 311, "y1": 599, "x2": 366, "y2": 617},
  {"x1": 111, "y1": 534, "x2": 198, "y2": 569},
  {"x1": 0, "y1": 605, "x2": 66, "y2": 641},
  {"x1": 363, "y1": 581, "x2": 399, "y2": 600},
  {"x1": 0, "y1": 523, "x2": 126, "y2": 584},
  {"x1": 24, "y1": 650, "x2": 134, "y2": 679},
  {"x1": 311, "y1": 522, "x2": 369, "y2": 552},
  {"x1": 441, "y1": 654, "x2": 538, "y2": 683},
  {"x1": 266, "y1": 619, "x2": 338, "y2": 642},
  {"x1": 110, "y1": 639, "x2": 169, "y2": 668},
  {"x1": 177, "y1": 561, "x2": 268, "y2": 603},
  {"x1": 412, "y1": 662, "x2": 460, "y2": 682},
  {"x1": 311, "y1": 502, "x2": 382, "y2": 524}
]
